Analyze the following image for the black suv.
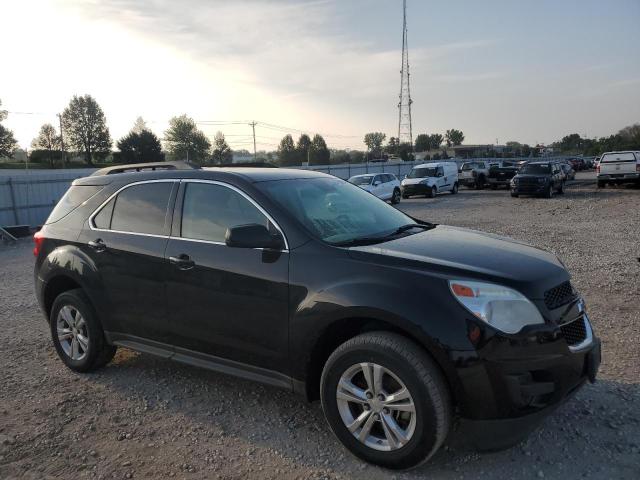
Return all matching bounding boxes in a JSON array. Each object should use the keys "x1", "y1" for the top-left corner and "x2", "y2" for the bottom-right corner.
[
  {"x1": 510, "y1": 161, "x2": 565, "y2": 198},
  {"x1": 34, "y1": 162, "x2": 600, "y2": 469}
]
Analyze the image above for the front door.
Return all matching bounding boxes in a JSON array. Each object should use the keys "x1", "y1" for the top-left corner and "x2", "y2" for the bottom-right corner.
[{"x1": 165, "y1": 181, "x2": 289, "y2": 374}]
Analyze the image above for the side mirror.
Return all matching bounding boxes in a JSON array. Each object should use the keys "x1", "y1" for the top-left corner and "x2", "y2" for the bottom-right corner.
[
  {"x1": 373, "y1": 180, "x2": 381, "y2": 186},
  {"x1": 225, "y1": 224, "x2": 284, "y2": 250}
]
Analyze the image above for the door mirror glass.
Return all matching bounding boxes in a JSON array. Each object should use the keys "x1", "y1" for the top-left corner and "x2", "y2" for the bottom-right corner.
[{"x1": 225, "y1": 224, "x2": 284, "y2": 250}]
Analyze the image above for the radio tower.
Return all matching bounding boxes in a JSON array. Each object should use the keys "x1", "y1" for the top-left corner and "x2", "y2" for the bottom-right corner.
[{"x1": 397, "y1": 0, "x2": 413, "y2": 146}]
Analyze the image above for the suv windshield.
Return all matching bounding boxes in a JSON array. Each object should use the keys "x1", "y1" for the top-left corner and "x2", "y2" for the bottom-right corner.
[
  {"x1": 257, "y1": 178, "x2": 416, "y2": 245},
  {"x1": 349, "y1": 175, "x2": 374, "y2": 185},
  {"x1": 461, "y1": 163, "x2": 477, "y2": 170},
  {"x1": 520, "y1": 164, "x2": 551, "y2": 174},
  {"x1": 407, "y1": 167, "x2": 437, "y2": 178}
]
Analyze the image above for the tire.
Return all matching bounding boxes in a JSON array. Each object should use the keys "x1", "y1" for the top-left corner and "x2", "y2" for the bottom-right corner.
[
  {"x1": 428, "y1": 186, "x2": 437, "y2": 198},
  {"x1": 545, "y1": 186, "x2": 553, "y2": 199},
  {"x1": 490, "y1": 184, "x2": 497, "y2": 190},
  {"x1": 557, "y1": 181, "x2": 564, "y2": 194},
  {"x1": 510, "y1": 192, "x2": 519, "y2": 198},
  {"x1": 402, "y1": 194, "x2": 410, "y2": 199},
  {"x1": 320, "y1": 332, "x2": 451, "y2": 470},
  {"x1": 391, "y1": 188, "x2": 401, "y2": 205},
  {"x1": 451, "y1": 183, "x2": 458, "y2": 194},
  {"x1": 475, "y1": 175, "x2": 485, "y2": 189},
  {"x1": 50, "y1": 289, "x2": 116, "y2": 372},
  {"x1": 597, "y1": 180, "x2": 606, "y2": 188}
]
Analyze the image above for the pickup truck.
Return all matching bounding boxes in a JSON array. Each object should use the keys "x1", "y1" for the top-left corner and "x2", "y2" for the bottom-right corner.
[
  {"x1": 459, "y1": 161, "x2": 490, "y2": 189},
  {"x1": 597, "y1": 151, "x2": 640, "y2": 188},
  {"x1": 486, "y1": 161, "x2": 519, "y2": 189}
]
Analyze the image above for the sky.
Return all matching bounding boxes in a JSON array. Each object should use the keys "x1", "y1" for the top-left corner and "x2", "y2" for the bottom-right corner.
[{"x1": 1, "y1": 0, "x2": 639, "y2": 151}]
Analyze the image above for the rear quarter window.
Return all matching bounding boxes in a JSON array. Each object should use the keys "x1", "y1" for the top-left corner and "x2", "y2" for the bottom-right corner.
[{"x1": 45, "y1": 185, "x2": 103, "y2": 224}]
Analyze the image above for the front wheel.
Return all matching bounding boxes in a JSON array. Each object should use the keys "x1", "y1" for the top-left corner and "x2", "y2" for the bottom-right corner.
[
  {"x1": 557, "y1": 181, "x2": 564, "y2": 194},
  {"x1": 320, "y1": 332, "x2": 451, "y2": 470},
  {"x1": 391, "y1": 188, "x2": 401, "y2": 204},
  {"x1": 544, "y1": 185, "x2": 553, "y2": 198},
  {"x1": 50, "y1": 289, "x2": 116, "y2": 372},
  {"x1": 428, "y1": 186, "x2": 437, "y2": 198}
]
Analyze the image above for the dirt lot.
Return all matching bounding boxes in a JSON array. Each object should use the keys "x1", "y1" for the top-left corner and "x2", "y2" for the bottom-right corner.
[{"x1": 1, "y1": 181, "x2": 639, "y2": 479}]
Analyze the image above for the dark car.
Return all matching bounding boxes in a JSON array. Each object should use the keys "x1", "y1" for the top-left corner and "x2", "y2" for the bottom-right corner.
[
  {"x1": 486, "y1": 161, "x2": 519, "y2": 189},
  {"x1": 559, "y1": 162, "x2": 575, "y2": 181},
  {"x1": 34, "y1": 161, "x2": 599, "y2": 469},
  {"x1": 510, "y1": 161, "x2": 565, "y2": 198}
]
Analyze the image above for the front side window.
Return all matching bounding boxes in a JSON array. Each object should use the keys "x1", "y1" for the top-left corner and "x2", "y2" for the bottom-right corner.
[
  {"x1": 181, "y1": 183, "x2": 269, "y2": 243},
  {"x1": 257, "y1": 177, "x2": 414, "y2": 245},
  {"x1": 109, "y1": 182, "x2": 173, "y2": 235},
  {"x1": 350, "y1": 175, "x2": 373, "y2": 186}
]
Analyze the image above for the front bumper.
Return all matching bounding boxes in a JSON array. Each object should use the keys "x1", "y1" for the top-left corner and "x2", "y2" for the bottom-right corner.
[
  {"x1": 511, "y1": 183, "x2": 548, "y2": 195},
  {"x1": 459, "y1": 177, "x2": 476, "y2": 186},
  {"x1": 487, "y1": 178, "x2": 512, "y2": 187},
  {"x1": 450, "y1": 313, "x2": 600, "y2": 449},
  {"x1": 401, "y1": 184, "x2": 430, "y2": 196}
]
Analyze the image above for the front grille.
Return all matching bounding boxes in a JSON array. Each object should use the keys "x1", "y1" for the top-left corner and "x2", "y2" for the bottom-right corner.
[
  {"x1": 560, "y1": 317, "x2": 587, "y2": 346},
  {"x1": 544, "y1": 281, "x2": 577, "y2": 310},
  {"x1": 518, "y1": 177, "x2": 540, "y2": 185}
]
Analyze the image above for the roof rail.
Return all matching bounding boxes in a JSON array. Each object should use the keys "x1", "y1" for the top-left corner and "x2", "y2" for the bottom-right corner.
[
  {"x1": 90, "y1": 161, "x2": 201, "y2": 176},
  {"x1": 209, "y1": 161, "x2": 278, "y2": 168}
]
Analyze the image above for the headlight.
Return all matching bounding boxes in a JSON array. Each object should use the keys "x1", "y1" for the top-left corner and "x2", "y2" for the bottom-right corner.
[
  {"x1": 537, "y1": 178, "x2": 548, "y2": 184},
  {"x1": 420, "y1": 179, "x2": 430, "y2": 184},
  {"x1": 449, "y1": 280, "x2": 544, "y2": 334},
  {"x1": 511, "y1": 178, "x2": 518, "y2": 184}
]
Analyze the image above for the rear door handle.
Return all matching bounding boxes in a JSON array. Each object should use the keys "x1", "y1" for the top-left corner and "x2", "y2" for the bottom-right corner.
[
  {"x1": 88, "y1": 239, "x2": 106, "y2": 252},
  {"x1": 169, "y1": 254, "x2": 195, "y2": 270}
]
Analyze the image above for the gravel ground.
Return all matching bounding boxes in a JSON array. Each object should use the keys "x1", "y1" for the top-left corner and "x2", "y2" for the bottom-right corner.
[{"x1": 1, "y1": 180, "x2": 639, "y2": 479}]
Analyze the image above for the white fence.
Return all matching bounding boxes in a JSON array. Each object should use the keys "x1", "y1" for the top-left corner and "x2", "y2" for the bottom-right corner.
[{"x1": 0, "y1": 156, "x2": 589, "y2": 228}]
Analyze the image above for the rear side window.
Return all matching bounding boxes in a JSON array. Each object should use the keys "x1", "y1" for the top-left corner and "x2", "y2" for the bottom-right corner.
[
  {"x1": 93, "y1": 198, "x2": 115, "y2": 229},
  {"x1": 109, "y1": 182, "x2": 173, "y2": 235},
  {"x1": 181, "y1": 183, "x2": 268, "y2": 243},
  {"x1": 46, "y1": 185, "x2": 103, "y2": 224}
]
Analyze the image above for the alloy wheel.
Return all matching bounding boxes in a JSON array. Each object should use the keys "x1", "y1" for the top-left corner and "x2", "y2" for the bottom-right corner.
[
  {"x1": 56, "y1": 305, "x2": 89, "y2": 361},
  {"x1": 336, "y1": 362, "x2": 416, "y2": 451}
]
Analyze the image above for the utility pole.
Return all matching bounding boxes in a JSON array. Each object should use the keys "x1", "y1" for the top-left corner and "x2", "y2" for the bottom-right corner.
[
  {"x1": 57, "y1": 113, "x2": 66, "y2": 166},
  {"x1": 249, "y1": 121, "x2": 257, "y2": 160}
]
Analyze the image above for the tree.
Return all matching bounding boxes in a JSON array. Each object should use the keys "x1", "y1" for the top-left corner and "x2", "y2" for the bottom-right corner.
[
  {"x1": 445, "y1": 129, "x2": 464, "y2": 147},
  {"x1": 363, "y1": 132, "x2": 386, "y2": 157},
  {"x1": 61, "y1": 95, "x2": 112, "y2": 165},
  {"x1": 296, "y1": 133, "x2": 312, "y2": 164},
  {"x1": 618, "y1": 123, "x2": 640, "y2": 146},
  {"x1": 414, "y1": 133, "x2": 431, "y2": 152},
  {"x1": 31, "y1": 123, "x2": 61, "y2": 168},
  {"x1": 131, "y1": 116, "x2": 148, "y2": 134},
  {"x1": 277, "y1": 134, "x2": 297, "y2": 166},
  {"x1": 117, "y1": 129, "x2": 164, "y2": 164},
  {"x1": 164, "y1": 114, "x2": 211, "y2": 164},
  {"x1": 429, "y1": 133, "x2": 444, "y2": 149},
  {"x1": 0, "y1": 99, "x2": 18, "y2": 158},
  {"x1": 309, "y1": 134, "x2": 330, "y2": 165},
  {"x1": 211, "y1": 131, "x2": 233, "y2": 164},
  {"x1": 398, "y1": 142, "x2": 415, "y2": 161},
  {"x1": 386, "y1": 136, "x2": 399, "y2": 155},
  {"x1": 350, "y1": 150, "x2": 365, "y2": 164}
]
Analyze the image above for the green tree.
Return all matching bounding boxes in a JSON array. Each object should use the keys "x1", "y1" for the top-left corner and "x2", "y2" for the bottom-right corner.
[
  {"x1": 0, "y1": 99, "x2": 18, "y2": 158},
  {"x1": 429, "y1": 133, "x2": 444, "y2": 149},
  {"x1": 386, "y1": 136, "x2": 399, "y2": 155},
  {"x1": 62, "y1": 94, "x2": 112, "y2": 165},
  {"x1": 350, "y1": 150, "x2": 365, "y2": 164},
  {"x1": 31, "y1": 123, "x2": 60, "y2": 168},
  {"x1": 398, "y1": 142, "x2": 415, "y2": 161},
  {"x1": 296, "y1": 133, "x2": 312, "y2": 164},
  {"x1": 445, "y1": 129, "x2": 464, "y2": 147},
  {"x1": 117, "y1": 129, "x2": 164, "y2": 164},
  {"x1": 414, "y1": 133, "x2": 431, "y2": 152},
  {"x1": 309, "y1": 134, "x2": 330, "y2": 165},
  {"x1": 277, "y1": 134, "x2": 297, "y2": 166},
  {"x1": 363, "y1": 132, "x2": 386, "y2": 157},
  {"x1": 164, "y1": 114, "x2": 211, "y2": 164},
  {"x1": 211, "y1": 131, "x2": 233, "y2": 164}
]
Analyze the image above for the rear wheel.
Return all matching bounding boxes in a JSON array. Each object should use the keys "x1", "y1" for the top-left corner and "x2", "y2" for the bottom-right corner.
[
  {"x1": 428, "y1": 186, "x2": 437, "y2": 198},
  {"x1": 320, "y1": 333, "x2": 451, "y2": 470},
  {"x1": 391, "y1": 188, "x2": 401, "y2": 204},
  {"x1": 557, "y1": 181, "x2": 564, "y2": 194},
  {"x1": 50, "y1": 289, "x2": 116, "y2": 372},
  {"x1": 451, "y1": 183, "x2": 458, "y2": 194}
]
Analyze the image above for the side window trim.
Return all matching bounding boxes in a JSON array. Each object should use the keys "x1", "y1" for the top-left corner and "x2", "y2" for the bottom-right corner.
[
  {"x1": 173, "y1": 179, "x2": 290, "y2": 251},
  {"x1": 89, "y1": 179, "x2": 177, "y2": 239}
]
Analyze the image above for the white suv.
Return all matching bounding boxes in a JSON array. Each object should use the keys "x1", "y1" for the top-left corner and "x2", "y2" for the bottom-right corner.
[
  {"x1": 597, "y1": 151, "x2": 640, "y2": 188},
  {"x1": 348, "y1": 173, "x2": 402, "y2": 204}
]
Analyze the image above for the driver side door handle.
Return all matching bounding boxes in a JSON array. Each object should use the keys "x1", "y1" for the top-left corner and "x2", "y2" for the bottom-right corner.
[{"x1": 169, "y1": 254, "x2": 195, "y2": 271}]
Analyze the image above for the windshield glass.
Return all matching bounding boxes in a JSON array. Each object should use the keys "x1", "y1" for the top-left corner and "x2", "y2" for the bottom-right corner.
[
  {"x1": 407, "y1": 167, "x2": 437, "y2": 178},
  {"x1": 520, "y1": 164, "x2": 551, "y2": 174},
  {"x1": 257, "y1": 177, "x2": 415, "y2": 245},
  {"x1": 349, "y1": 175, "x2": 374, "y2": 185},
  {"x1": 461, "y1": 163, "x2": 477, "y2": 170}
]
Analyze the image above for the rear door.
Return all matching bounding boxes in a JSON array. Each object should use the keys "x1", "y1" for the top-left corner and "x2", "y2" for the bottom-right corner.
[
  {"x1": 80, "y1": 180, "x2": 177, "y2": 343},
  {"x1": 164, "y1": 180, "x2": 289, "y2": 374},
  {"x1": 600, "y1": 152, "x2": 637, "y2": 176}
]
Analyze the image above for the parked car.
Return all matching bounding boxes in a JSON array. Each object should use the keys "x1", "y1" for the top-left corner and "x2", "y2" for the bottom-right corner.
[
  {"x1": 486, "y1": 161, "x2": 519, "y2": 189},
  {"x1": 348, "y1": 173, "x2": 402, "y2": 204},
  {"x1": 567, "y1": 157, "x2": 586, "y2": 171},
  {"x1": 459, "y1": 161, "x2": 490, "y2": 189},
  {"x1": 597, "y1": 151, "x2": 640, "y2": 188},
  {"x1": 400, "y1": 162, "x2": 459, "y2": 198},
  {"x1": 559, "y1": 162, "x2": 575, "y2": 181},
  {"x1": 34, "y1": 161, "x2": 600, "y2": 469},
  {"x1": 511, "y1": 161, "x2": 565, "y2": 198}
]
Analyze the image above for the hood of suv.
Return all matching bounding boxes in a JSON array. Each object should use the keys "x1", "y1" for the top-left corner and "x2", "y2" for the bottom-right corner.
[{"x1": 348, "y1": 225, "x2": 568, "y2": 300}]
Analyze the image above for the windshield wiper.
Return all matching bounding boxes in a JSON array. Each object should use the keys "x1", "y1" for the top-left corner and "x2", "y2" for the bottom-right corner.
[{"x1": 333, "y1": 223, "x2": 435, "y2": 247}]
